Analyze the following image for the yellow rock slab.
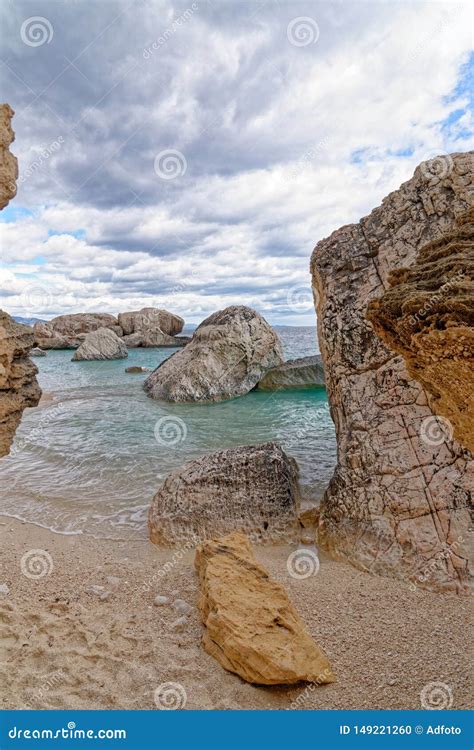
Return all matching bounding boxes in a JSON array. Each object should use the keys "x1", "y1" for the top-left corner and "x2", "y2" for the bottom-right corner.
[{"x1": 195, "y1": 532, "x2": 335, "y2": 686}]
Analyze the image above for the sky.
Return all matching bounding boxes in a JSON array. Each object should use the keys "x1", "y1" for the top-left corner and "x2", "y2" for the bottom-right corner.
[{"x1": 0, "y1": 0, "x2": 473, "y2": 325}]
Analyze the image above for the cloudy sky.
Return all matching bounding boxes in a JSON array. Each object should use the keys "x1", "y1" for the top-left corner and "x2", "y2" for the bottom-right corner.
[{"x1": 0, "y1": 0, "x2": 473, "y2": 325}]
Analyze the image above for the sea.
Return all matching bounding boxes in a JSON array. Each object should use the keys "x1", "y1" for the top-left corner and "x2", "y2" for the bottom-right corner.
[{"x1": 0, "y1": 326, "x2": 336, "y2": 540}]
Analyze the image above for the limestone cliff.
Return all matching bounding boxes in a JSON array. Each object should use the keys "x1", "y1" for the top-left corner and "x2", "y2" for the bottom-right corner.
[
  {"x1": 0, "y1": 104, "x2": 18, "y2": 210},
  {"x1": 367, "y1": 208, "x2": 474, "y2": 452},
  {"x1": 0, "y1": 313, "x2": 42, "y2": 457},
  {"x1": 310, "y1": 151, "x2": 473, "y2": 593},
  {"x1": 0, "y1": 105, "x2": 41, "y2": 455}
]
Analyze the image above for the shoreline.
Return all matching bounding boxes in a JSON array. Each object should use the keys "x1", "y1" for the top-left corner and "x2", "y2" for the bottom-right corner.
[{"x1": 0, "y1": 516, "x2": 471, "y2": 710}]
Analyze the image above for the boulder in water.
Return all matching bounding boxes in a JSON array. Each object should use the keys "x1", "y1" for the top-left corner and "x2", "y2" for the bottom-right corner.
[
  {"x1": 34, "y1": 313, "x2": 118, "y2": 349},
  {"x1": 258, "y1": 355, "x2": 325, "y2": 390},
  {"x1": 72, "y1": 328, "x2": 128, "y2": 361},
  {"x1": 144, "y1": 305, "x2": 283, "y2": 402},
  {"x1": 118, "y1": 307, "x2": 184, "y2": 337}
]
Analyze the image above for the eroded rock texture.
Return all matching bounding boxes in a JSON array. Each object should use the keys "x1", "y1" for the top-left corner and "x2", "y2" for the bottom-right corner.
[
  {"x1": 118, "y1": 307, "x2": 184, "y2": 338},
  {"x1": 0, "y1": 104, "x2": 17, "y2": 210},
  {"x1": 195, "y1": 532, "x2": 334, "y2": 685},
  {"x1": 258, "y1": 355, "x2": 325, "y2": 390},
  {"x1": 144, "y1": 305, "x2": 283, "y2": 402},
  {"x1": 367, "y1": 208, "x2": 474, "y2": 452},
  {"x1": 310, "y1": 151, "x2": 473, "y2": 593},
  {"x1": 0, "y1": 312, "x2": 41, "y2": 457},
  {"x1": 34, "y1": 313, "x2": 119, "y2": 349},
  {"x1": 0, "y1": 106, "x2": 41, "y2": 456},
  {"x1": 72, "y1": 327, "x2": 128, "y2": 361},
  {"x1": 149, "y1": 443, "x2": 300, "y2": 546}
]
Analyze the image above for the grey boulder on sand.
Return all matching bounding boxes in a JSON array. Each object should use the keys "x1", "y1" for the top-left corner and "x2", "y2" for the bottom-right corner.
[
  {"x1": 148, "y1": 442, "x2": 300, "y2": 546},
  {"x1": 72, "y1": 328, "x2": 128, "y2": 361},
  {"x1": 144, "y1": 305, "x2": 283, "y2": 402},
  {"x1": 258, "y1": 355, "x2": 325, "y2": 390}
]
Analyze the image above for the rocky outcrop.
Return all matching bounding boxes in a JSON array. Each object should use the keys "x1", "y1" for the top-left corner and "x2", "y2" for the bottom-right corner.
[
  {"x1": 0, "y1": 107, "x2": 41, "y2": 456},
  {"x1": 122, "y1": 330, "x2": 187, "y2": 347},
  {"x1": 310, "y1": 151, "x2": 473, "y2": 593},
  {"x1": 34, "y1": 313, "x2": 118, "y2": 349},
  {"x1": 0, "y1": 104, "x2": 17, "y2": 210},
  {"x1": 29, "y1": 348, "x2": 46, "y2": 357},
  {"x1": 367, "y1": 208, "x2": 474, "y2": 452},
  {"x1": 195, "y1": 532, "x2": 335, "y2": 685},
  {"x1": 118, "y1": 307, "x2": 184, "y2": 337},
  {"x1": 258, "y1": 355, "x2": 325, "y2": 390},
  {"x1": 72, "y1": 328, "x2": 128, "y2": 361},
  {"x1": 144, "y1": 305, "x2": 283, "y2": 402},
  {"x1": 149, "y1": 443, "x2": 300, "y2": 546},
  {"x1": 0, "y1": 312, "x2": 41, "y2": 456}
]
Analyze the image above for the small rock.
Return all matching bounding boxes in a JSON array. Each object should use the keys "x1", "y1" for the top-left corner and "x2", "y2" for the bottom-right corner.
[
  {"x1": 125, "y1": 366, "x2": 150, "y2": 373},
  {"x1": 170, "y1": 616, "x2": 188, "y2": 632},
  {"x1": 99, "y1": 590, "x2": 111, "y2": 601},
  {"x1": 87, "y1": 585, "x2": 104, "y2": 595},
  {"x1": 106, "y1": 576, "x2": 121, "y2": 588},
  {"x1": 0, "y1": 583, "x2": 9, "y2": 595},
  {"x1": 154, "y1": 595, "x2": 169, "y2": 607},
  {"x1": 300, "y1": 530, "x2": 315, "y2": 545},
  {"x1": 172, "y1": 598, "x2": 192, "y2": 616}
]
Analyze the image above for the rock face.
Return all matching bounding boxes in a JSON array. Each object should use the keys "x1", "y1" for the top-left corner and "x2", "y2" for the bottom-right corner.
[
  {"x1": 144, "y1": 305, "x2": 283, "y2": 402},
  {"x1": 310, "y1": 151, "x2": 473, "y2": 593},
  {"x1": 367, "y1": 208, "x2": 474, "y2": 453},
  {"x1": 0, "y1": 106, "x2": 41, "y2": 456},
  {"x1": 118, "y1": 307, "x2": 184, "y2": 337},
  {"x1": 149, "y1": 443, "x2": 300, "y2": 546},
  {"x1": 34, "y1": 313, "x2": 118, "y2": 349},
  {"x1": 195, "y1": 532, "x2": 335, "y2": 685},
  {"x1": 0, "y1": 104, "x2": 17, "y2": 210},
  {"x1": 72, "y1": 328, "x2": 128, "y2": 361},
  {"x1": 258, "y1": 355, "x2": 325, "y2": 390},
  {"x1": 0, "y1": 312, "x2": 41, "y2": 457}
]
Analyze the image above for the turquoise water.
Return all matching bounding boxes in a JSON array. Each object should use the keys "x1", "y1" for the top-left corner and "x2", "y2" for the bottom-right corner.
[{"x1": 0, "y1": 327, "x2": 336, "y2": 539}]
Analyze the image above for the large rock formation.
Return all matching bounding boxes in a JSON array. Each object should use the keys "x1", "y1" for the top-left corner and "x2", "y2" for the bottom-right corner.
[
  {"x1": 258, "y1": 355, "x2": 325, "y2": 390},
  {"x1": 149, "y1": 443, "x2": 300, "y2": 546},
  {"x1": 195, "y1": 532, "x2": 335, "y2": 685},
  {"x1": 34, "y1": 313, "x2": 118, "y2": 349},
  {"x1": 118, "y1": 307, "x2": 184, "y2": 338},
  {"x1": 367, "y1": 208, "x2": 474, "y2": 452},
  {"x1": 0, "y1": 104, "x2": 17, "y2": 210},
  {"x1": 0, "y1": 106, "x2": 41, "y2": 456},
  {"x1": 0, "y1": 312, "x2": 41, "y2": 457},
  {"x1": 72, "y1": 328, "x2": 128, "y2": 361},
  {"x1": 310, "y1": 151, "x2": 473, "y2": 593},
  {"x1": 144, "y1": 305, "x2": 283, "y2": 402}
]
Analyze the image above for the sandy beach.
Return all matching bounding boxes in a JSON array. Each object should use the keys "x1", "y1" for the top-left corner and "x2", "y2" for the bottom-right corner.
[{"x1": 0, "y1": 516, "x2": 471, "y2": 711}]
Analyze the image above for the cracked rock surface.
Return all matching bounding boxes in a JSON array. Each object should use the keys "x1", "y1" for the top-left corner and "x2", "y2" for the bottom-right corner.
[
  {"x1": 367, "y1": 207, "x2": 474, "y2": 452},
  {"x1": 310, "y1": 151, "x2": 473, "y2": 593}
]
